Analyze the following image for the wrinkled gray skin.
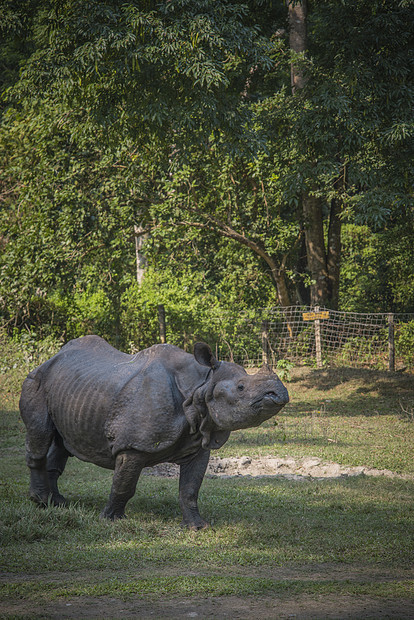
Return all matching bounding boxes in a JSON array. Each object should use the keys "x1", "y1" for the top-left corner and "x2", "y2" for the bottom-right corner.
[{"x1": 19, "y1": 336, "x2": 289, "y2": 529}]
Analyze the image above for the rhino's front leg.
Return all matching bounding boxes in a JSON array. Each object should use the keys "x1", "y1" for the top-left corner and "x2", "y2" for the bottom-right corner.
[
  {"x1": 179, "y1": 449, "x2": 210, "y2": 530},
  {"x1": 101, "y1": 451, "x2": 144, "y2": 520}
]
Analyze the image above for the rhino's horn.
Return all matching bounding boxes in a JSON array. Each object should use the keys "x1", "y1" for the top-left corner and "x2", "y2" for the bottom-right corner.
[{"x1": 257, "y1": 363, "x2": 274, "y2": 374}]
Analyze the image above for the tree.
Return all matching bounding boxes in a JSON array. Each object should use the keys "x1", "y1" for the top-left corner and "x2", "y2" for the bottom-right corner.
[
  {"x1": 155, "y1": 146, "x2": 298, "y2": 306},
  {"x1": 154, "y1": 0, "x2": 414, "y2": 310},
  {"x1": 0, "y1": 0, "x2": 280, "y2": 336},
  {"x1": 1, "y1": 0, "x2": 413, "y2": 345},
  {"x1": 280, "y1": 0, "x2": 414, "y2": 308}
]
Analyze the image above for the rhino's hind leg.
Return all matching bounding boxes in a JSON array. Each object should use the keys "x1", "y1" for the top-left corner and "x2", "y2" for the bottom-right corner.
[
  {"x1": 25, "y1": 432, "x2": 56, "y2": 506},
  {"x1": 46, "y1": 433, "x2": 70, "y2": 506},
  {"x1": 179, "y1": 449, "x2": 210, "y2": 530},
  {"x1": 26, "y1": 453, "x2": 51, "y2": 506},
  {"x1": 20, "y1": 372, "x2": 56, "y2": 506},
  {"x1": 100, "y1": 451, "x2": 144, "y2": 520}
]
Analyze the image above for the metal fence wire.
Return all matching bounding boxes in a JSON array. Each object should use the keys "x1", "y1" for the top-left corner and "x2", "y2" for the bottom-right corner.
[{"x1": 211, "y1": 306, "x2": 414, "y2": 371}]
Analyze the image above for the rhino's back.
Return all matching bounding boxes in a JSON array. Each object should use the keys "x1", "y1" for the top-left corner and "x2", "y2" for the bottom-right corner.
[{"x1": 28, "y1": 337, "x2": 206, "y2": 467}]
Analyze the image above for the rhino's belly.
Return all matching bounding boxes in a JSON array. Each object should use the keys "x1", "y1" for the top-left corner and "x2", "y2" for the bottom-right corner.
[
  {"x1": 63, "y1": 437, "x2": 115, "y2": 470},
  {"x1": 53, "y1": 412, "x2": 115, "y2": 469},
  {"x1": 46, "y1": 372, "x2": 115, "y2": 468}
]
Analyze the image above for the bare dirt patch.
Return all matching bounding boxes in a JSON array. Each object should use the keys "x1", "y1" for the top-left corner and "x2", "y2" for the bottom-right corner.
[
  {"x1": 144, "y1": 455, "x2": 414, "y2": 481},
  {"x1": 2, "y1": 594, "x2": 414, "y2": 619}
]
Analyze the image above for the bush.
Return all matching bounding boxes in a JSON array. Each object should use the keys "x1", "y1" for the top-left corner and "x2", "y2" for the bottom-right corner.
[
  {"x1": 0, "y1": 330, "x2": 62, "y2": 406},
  {"x1": 120, "y1": 270, "x2": 272, "y2": 362},
  {"x1": 0, "y1": 330, "x2": 61, "y2": 375},
  {"x1": 396, "y1": 321, "x2": 414, "y2": 368}
]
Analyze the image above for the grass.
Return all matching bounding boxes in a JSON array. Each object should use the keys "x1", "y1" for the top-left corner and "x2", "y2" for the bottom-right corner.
[
  {"x1": 2, "y1": 575, "x2": 413, "y2": 601},
  {"x1": 0, "y1": 362, "x2": 413, "y2": 614},
  {"x1": 220, "y1": 366, "x2": 414, "y2": 473},
  {"x1": 2, "y1": 472, "x2": 413, "y2": 572}
]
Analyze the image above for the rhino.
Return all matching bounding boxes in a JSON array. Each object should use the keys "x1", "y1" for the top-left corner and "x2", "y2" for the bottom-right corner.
[{"x1": 19, "y1": 336, "x2": 289, "y2": 529}]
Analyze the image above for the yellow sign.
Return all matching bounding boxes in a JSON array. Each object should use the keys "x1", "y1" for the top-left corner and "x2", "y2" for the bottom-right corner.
[{"x1": 303, "y1": 311, "x2": 330, "y2": 321}]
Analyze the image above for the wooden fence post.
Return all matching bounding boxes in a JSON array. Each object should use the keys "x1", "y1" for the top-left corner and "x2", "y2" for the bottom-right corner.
[
  {"x1": 261, "y1": 321, "x2": 269, "y2": 365},
  {"x1": 314, "y1": 306, "x2": 323, "y2": 369},
  {"x1": 388, "y1": 313, "x2": 395, "y2": 372},
  {"x1": 158, "y1": 304, "x2": 166, "y2": 344}
]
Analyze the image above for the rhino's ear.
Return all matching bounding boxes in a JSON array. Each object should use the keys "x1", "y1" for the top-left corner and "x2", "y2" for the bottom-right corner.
[
  {"x1": 257, "y1": 363, "x2": 274, "y2": 375},
  {"x1": 193, "y1": 343, "x2": 219, "y2": 370}
]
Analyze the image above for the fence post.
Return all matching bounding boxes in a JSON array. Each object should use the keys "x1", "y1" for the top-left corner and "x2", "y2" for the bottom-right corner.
[
  {"x1": 261, "y1": 321, "x2": 269, "y2": 365},
  {"x1": 314, "y1": 306, "x2": 323, "y2": 369},
  {"x1": 158, "y1": 304, "x2": 166, "y2": 344},
  {"x1": 388, "y1": 313, "x2": 395, "y2": 372}
]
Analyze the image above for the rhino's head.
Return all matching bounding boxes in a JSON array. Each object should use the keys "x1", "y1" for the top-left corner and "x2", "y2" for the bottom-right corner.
[{"x1": 184, "y1": 343, "x2": 289, "y2": 449}]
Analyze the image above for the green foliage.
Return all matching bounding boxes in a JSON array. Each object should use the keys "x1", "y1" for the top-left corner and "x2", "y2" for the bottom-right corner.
[
  {"x1": 0, "y1": 0, "x2": 413, "y2": 344},
  {"x1": 121, "y1": 266, "x2": 273, "y2": 361},
  {"x1": 340, "y1": 223, "x2": 414, "y2": 312},
  {"x1": 0, "y1": 329, "x2": 60, "y2": 375},
  {"x1": 275, "y1": 359, "x2": 294, "y2": 382},
  {"x1": 396, "y1": 321, "x2": 414, "y2": 367},
  {"x1": 0, "y1": 329, "x2": 61, "y2": 407}
]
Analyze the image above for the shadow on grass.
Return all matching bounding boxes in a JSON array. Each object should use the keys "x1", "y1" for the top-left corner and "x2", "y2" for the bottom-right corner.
[
  {"x1": 292, "y1": 366, "x2": 414, "y2": 395},
  {"x1": 285, "y1": 395, "x2": 397, "y2": 417},
  {"x1": 198, "y1": 477, "x2": 414, "y2": 568},
  {"x1": 51, "y1": 476, "x2": 414, "y2": 568},
  {"x1": 229, "y1": 434, "x2": 348, "y2": 449}
]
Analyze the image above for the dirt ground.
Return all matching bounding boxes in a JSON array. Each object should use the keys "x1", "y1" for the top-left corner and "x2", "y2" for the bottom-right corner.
[
  {"x1": 2, "y1": 461, "x2": 413, "y2": 619},
  {"x1": 2, "y1": 565, "x2": 414, "y2": 619},
  {"x1": 145, "y1": 455, "x2": 414, "y2": 481},
  {"x1": 2, "y1": 593, "x2": 414, "y2": 619}
]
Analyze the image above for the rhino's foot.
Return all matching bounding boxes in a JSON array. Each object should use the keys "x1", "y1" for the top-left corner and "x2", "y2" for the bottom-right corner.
[
  {"x1": 51, "y1": 492, "x2": 67, "y2": 507},
  {"x1": 29, "y1": 491, "x2": 49, "y2": 507},
  {"x1": 30, "y1": 491, "x2": 67, "y2": 508},
  {"x1": 181, "y1": 519, "x2": 210, "y2": 531},
  {"x1": 100, "y1": 506, "x2": 127, "y2": 521}
]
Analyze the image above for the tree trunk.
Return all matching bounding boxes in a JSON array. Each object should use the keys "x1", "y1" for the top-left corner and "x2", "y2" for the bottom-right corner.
[
  {"x1": 302, "y1": 194, "x2": 329, "y2": 306},
  {"x1": 288, "y1": 0, "x2": 334, "y2": 307},
  {"x1": 326, "y1": 198, "x2": 342, "y2": 309},
  {"x1": 295, "y1": 224, "x2": 311, "y2": 305},
  {"x1": 288, "y1": 0, "x2": 307, "y2": 93},
  {"x1": 269, "y1": 264, "x2": 292, "y2": 307},
  {"x1": 134, "y1": 224, "x2": 148, "y2": 286}
]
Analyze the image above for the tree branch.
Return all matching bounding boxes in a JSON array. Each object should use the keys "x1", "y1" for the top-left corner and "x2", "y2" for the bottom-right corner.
[{"x1": 172, "y1": 217, "x2": 292, "y2": 305}]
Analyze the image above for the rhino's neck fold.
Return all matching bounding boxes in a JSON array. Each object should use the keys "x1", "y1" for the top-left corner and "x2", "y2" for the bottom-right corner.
[{"x1": 182, "y1": 378, "x2": 229, "y2": 450}]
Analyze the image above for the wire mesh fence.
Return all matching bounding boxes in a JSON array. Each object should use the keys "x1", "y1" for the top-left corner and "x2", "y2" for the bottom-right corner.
[{"x1": 208, "y1": 306, "x2": 414, "y2": 371}]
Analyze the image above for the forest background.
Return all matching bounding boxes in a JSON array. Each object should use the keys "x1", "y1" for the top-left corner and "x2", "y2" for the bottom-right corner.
[{"x1": 0, "y1": 0, "x2": 413, "y2": 355}]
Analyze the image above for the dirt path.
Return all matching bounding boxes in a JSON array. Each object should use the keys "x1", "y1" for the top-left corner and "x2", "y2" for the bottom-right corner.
[
  {"x1": 145, "y1": 455, "x2": 413, "y2": 481},
  {"x1": 2, "y1": 592, "x2": 414, "y2": 619},
  {"x1": 2, "y1": 564, "x2": 414, "y2": 620}
]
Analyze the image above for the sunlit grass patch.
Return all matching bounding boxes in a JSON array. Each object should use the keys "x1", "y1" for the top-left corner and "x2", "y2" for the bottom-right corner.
[
  {"x1": 220, "y1": 367, "x2": 414, "y2": 474},
  {"x1": 2, "y1": 574, "x2": 413, "y2": 602}
]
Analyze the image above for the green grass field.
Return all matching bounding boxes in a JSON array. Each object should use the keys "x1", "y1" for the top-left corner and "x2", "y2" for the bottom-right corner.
[{"x1": 1, "y1": 364, "x2": 413, "y2": 618}]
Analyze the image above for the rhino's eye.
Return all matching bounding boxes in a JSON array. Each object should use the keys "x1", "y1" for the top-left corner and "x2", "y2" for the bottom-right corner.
[{"x1": 237, "y1": 383, "x2": 244, "y2": 391}]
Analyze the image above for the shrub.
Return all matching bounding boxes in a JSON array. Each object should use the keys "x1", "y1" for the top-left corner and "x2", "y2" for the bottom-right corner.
[{"x1": 396, "y1": 320, "x2": 414, "y2": 368}]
